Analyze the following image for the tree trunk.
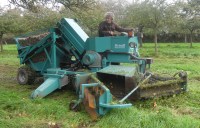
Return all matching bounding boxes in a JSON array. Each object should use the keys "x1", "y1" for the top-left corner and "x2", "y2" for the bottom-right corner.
[
  {"x1": 138, "y1": 32, "x2": 143, "y2": 48},
  {"x1": 154, "y1": 32, "x2": 158, "y2": 55},
  {"x1": 138, "y1": 25, "x2": 144, "y2": 48},
  {"x1": 190, "y1": 31, "x2": 193, "y2": 48},
  {"x1": 140, "y1": 37, "x2": 143, "y2": 48},
  {"x1": 0, "y1": 33, "x2": 3, "y2": 52},
  {"x1": 138, "y1": 37, "x2": 143, "y2": 48},
  {"x1": 184, "y1": 33, "x2": 187, "y2": 43}
]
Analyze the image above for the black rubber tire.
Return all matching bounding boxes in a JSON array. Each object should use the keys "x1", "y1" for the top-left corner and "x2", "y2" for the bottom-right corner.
[{"x1": 17, "y1": 66, "x2": 35, "y2": 85}]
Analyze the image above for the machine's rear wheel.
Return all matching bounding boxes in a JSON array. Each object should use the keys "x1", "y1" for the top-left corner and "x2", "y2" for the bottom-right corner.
[{"x1": 17, "y1": 66, "x2": 35, "y2": 85}]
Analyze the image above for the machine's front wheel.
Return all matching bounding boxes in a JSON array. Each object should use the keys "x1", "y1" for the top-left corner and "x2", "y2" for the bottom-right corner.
[{"x1": 17, "y1": 66, "x2": 35, "y2": 85}]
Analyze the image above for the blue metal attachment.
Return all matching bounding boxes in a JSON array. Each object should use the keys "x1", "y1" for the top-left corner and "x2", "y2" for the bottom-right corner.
[
  {"x1": 31, "y1": 78, "x2": 60, "y2": 98},
  {"x1": 79, "y1": 82, "x2": 132, "y2": 116},
  {"x1": 31, "y1": 68, "x2": 68, "y2": 98}
]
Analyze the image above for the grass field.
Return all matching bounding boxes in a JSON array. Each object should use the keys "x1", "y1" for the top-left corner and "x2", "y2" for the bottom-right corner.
[{"x1": 0, "y1": 43, "x2": 200, "y2": 128}]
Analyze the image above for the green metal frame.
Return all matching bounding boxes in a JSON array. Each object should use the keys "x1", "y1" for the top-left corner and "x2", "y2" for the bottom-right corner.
[{"x1": 15, "y1": 18, "x2": 150, "y2": 117}]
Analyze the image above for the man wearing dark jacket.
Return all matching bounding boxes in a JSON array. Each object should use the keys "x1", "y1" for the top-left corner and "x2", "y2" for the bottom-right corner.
[{"x1": 98, "y1": 12, "x2": 132, "y2": 37}]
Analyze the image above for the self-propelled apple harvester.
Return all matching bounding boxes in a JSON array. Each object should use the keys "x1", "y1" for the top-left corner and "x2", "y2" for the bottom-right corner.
[{"x1": 15, "y1": 18, "x2": 187, "y2": 118}]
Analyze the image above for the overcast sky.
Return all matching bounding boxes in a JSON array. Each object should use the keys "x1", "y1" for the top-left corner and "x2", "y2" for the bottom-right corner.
[{"x1": 0, "y1": 0, "x2": 9, "y2": 7}]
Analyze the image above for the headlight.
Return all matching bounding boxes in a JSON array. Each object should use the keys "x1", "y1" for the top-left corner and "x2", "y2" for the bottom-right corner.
[{"x1": 129, "y1": 42, "x2": 136, "y2": 48}]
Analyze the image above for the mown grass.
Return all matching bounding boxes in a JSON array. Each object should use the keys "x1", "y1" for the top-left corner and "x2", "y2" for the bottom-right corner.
[{"x1": 0, "y1": 43, "x2": 200, "y2": 128}]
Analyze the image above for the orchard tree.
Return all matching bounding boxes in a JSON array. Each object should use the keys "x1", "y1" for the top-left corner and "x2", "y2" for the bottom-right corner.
[
  {"x1": 167, "y1": 2, "x2": 189, "y2": 43},
  {"x1": 178, "y1": 0, "x2": 200, "y2": 47},
  {"x1": 126, "y1": 0, "x2": 174, "y2": 54},
  {"x1": 0, "y1": 8, "x2": 24, "y2": 52},
  {"x1": 73, "y1": 2, "x2": 105, "y2": 36},
  {"x1": 101, "y1": 0, "x2": 130, "y2": 24},
  {"x1": 9, "y1": 0, "x2": 96, "y2": 13},
  {"x1": 8, "y1": 0, "x2": 98, "y2": 35},
  {"x1": 123, "y1": 2, "x2": 147, "y2": 47},
  {"x1": 22, "y1": 7, "x2": 63, "y2": 32},
  {"x1": 0, "y1": 6, "x2": 65, "y2": 52},
  {"x1": 144, "y1": 0, "x2": 169, "y2": 54}
]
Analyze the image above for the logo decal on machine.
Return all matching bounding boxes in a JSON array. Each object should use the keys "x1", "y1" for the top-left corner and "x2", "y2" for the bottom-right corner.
[{"x1": 115, "y1": 44, "x2": 125, "y2": 49}]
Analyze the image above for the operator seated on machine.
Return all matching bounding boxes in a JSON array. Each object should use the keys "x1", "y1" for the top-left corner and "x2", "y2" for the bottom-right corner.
[{"x1": 98, "y1": 12, "x2": 133, "y2": 37}]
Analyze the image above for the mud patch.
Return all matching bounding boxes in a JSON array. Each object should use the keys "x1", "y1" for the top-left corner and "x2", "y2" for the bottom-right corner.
[
  {"x1": 23, "y1": 122, "x2": 62, "y2": 128},
  {"x1": 172, "y1": 107, "x2": 200, "y2": 119},
  {"x1": 0, "y1": 65, "x2": 17, "y2": 78},
  {"x1": 77, "y1": 121, "x2": 97, "y2": 128},
  {"x1": 177, "y1": 108, "x2": 193, "y2": 115},
  {"x1": 193, "y1": 76, "x2": 200, "y2": 81}
]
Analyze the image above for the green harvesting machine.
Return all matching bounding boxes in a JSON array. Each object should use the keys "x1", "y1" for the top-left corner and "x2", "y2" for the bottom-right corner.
[{"x1": 15, "y1": 18, "x2": 187, "y2": 118}]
